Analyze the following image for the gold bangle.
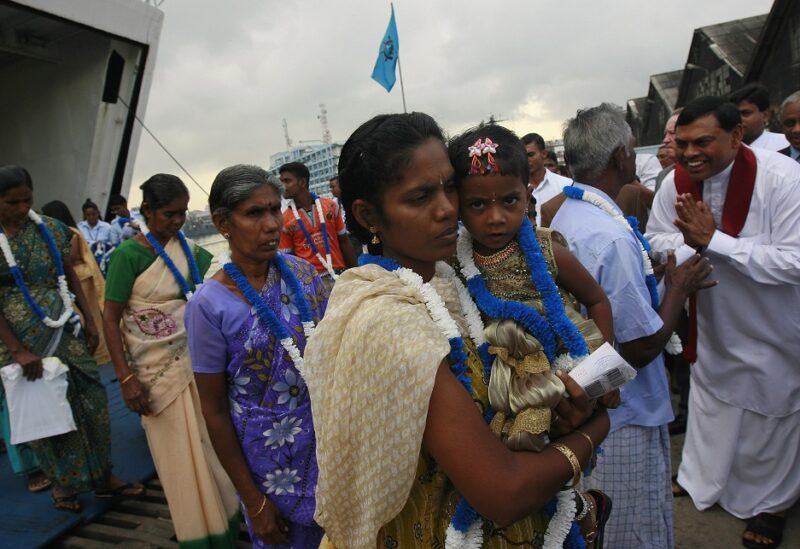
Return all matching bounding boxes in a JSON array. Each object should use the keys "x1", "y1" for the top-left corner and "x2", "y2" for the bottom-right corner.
[
  {"x1": 248, "y1": 495, "x2": 268, "y2": 518},
  {"x1": 551, "y1": 442, "x2": 582, "y2": 487},
  {"x1": 120, "y1": 373, "x2": 135, "y2": 385},
  {"x1": 575, "y1": 429, "x2": 595, "y2": 455}
]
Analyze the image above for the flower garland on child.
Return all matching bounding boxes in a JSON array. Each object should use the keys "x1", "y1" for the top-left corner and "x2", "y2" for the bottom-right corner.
[
  {"x1": 455, "y1": 216, "x2": 590, "y2": 372},
  {"x1": 562, "y1": 185, "x2": 682, "y2": 354},
  {"x1": 287, "y1": 192, "x2": 337, "y2": 280},
  {"x1": 141, "y1": 222, "x2": 202, "y2": 300},
  {"x1": 222, "y1": 253, "x2": 315, "y2": 376},
  {"x1": 359, "y1": 255, "x2": 584, "y2": 549},
  {"x1": 0, "y1": 210, "x2": 81, "y2": 335},
  {"x1": 436, "y1": 262, "x2": 495, "y2": 390},
  {"x1": 454, "y1": 217, "x2": 588, "y2": 548}
]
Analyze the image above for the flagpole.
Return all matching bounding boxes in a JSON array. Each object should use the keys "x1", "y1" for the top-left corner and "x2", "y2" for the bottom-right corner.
[
  {"x1": 397, "y1": 54, "x2": 407, "y2": 113},
  {"x1": 391, "y1": 2, "x2": 407, "y2": 113}
]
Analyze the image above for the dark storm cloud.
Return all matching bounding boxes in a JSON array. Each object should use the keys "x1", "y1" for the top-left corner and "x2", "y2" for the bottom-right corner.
[{"x1": 131, "y1": 0, "x2": 773, "y2": 208}]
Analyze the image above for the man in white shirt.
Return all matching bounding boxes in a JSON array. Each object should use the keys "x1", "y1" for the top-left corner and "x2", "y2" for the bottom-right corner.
[
  {"x1": 521, "y1": 132, "x2": 572, "y2": 225},
  {"x1": 729, "y1": 83, "x2": 790, "y2": 151},
  {"x1": 647, "y1": 96, "x2": 800, "y2": 549},
  {"x1": 654, "y1": 110, "x2": 683, "y2": 192},
  {"x1": 778, "y1": 91, "x2": 800, "y2": 161},
  {"x1": 635, "y1": 153, "x2": 661, "y2": 190}
]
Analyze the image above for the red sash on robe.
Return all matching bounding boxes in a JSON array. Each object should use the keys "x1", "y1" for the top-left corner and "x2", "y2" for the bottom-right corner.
[{"x1": 673, "y1": 145, "x2": 757, "y2": 362}]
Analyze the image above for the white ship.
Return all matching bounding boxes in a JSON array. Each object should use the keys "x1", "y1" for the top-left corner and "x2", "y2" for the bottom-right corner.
[{"x1": 0, "y1": 0, "x2": 163, "y2": 216}]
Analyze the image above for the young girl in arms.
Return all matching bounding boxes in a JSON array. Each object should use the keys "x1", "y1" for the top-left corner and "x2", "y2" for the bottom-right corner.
[{"x1": 449, "y1": 124, "x2": 617, "y2": 546}]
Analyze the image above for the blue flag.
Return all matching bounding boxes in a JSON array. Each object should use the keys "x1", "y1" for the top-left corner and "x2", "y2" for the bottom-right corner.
[{"x1": 371, "y1": 5, "x2": 399, "y2": 92}]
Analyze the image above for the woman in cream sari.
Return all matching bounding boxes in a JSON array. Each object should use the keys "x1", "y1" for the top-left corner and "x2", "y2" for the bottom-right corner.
[{"x1": 103, "y1": 174, "x2": 239, "y2": 548}]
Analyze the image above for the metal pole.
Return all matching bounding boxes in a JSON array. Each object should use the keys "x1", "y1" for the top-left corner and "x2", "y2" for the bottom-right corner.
[
  {"x1": 397, "y1": 55, "x2": 407, "y2": 113},
  {"x1": 391, "y1": 1, "x2": 407, "y2": 113}
]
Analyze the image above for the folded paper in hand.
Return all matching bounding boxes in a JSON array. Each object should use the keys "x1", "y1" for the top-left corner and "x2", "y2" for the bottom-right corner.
[
  {"x1": 568, "y1": 342, "x2": 637, "y2": 400},
  {"x1": 0, "y1": 357, "x2": 76, "y2": 445}
]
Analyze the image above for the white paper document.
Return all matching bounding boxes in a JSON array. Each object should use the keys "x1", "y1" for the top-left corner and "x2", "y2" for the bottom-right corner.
[{"x1": 568, "y1": 342, "x2": 637, "y2": 400}]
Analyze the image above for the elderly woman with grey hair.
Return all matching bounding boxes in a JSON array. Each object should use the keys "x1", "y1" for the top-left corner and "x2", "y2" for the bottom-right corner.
[{"x1": 187, "y1": 164, "x2": 328, "y2": 548}]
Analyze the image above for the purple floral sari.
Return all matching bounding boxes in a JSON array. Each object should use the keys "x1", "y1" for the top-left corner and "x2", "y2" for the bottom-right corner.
[{"x1": 188, "y1": 255, "x2": 328, "y2": 548}]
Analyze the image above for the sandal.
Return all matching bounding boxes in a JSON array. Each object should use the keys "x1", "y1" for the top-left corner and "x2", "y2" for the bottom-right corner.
[
  {"x1": 27, "y1": 471, "x2": 52, "y2": 493},
  {"x1": 671, "y1": 474, "x2": 689, "y2": 497},
  {"x1": 742, "y1": 513, "x2": 785, "y2": 549},
  {"x1": 51, "y1": 491, "x2": 81, "y2": 513},
  {"x1": 585, "y1": 489, "x2": 613, "y2": 549},
  {"x1": 95, "y1": 481, "x2": 145, "y2": 499}
]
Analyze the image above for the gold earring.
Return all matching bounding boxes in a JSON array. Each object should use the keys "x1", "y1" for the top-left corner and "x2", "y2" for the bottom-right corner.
[
  {"x1": 369, "y1": 226, "x2": 380, "y2": 245},
  {"x1": 223, "y1": 232, "x2": 230, "y2": 239}
]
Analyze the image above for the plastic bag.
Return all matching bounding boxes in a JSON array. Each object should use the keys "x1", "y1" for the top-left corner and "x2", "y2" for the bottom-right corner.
[{"x1": 0, "y1": 357, "x2": 76, "y2": 444}]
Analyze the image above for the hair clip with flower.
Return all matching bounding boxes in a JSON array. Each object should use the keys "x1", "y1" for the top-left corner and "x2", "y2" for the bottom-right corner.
[{"x1": 468, "y1": 138, "x2": 500, "y2": 176}]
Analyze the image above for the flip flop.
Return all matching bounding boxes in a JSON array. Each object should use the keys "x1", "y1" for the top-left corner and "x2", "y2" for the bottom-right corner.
[
  {"x1": 51, "y1": 492, "x2": 81, "y2": 513},
  {"x1": 27, "y1": 472, "x2": 52, "y2": 493},
  {"x1": 742, "y1": 513, "x2": 785, "y2": 549},
  {"x1": 671, "y1": 474, "x2": 689, "y2": 497},
  {"x1": 95, "y1": 481, "x2": 145, "y2": 499}
]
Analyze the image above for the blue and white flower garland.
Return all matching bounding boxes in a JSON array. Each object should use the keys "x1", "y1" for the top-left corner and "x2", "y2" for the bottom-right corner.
[
  {"x1": 140, "y1": 221, "x2": 202, "y2": 300},
  {"x1": 437, "y1": 262, "x2": 495, "y2": 390},
  {"x1": 287, "y1": 192, "x2": 337, "y2": 280},
  {"x1": 222, "y1": 253, "x2": 315, "y2": 376},
  {"x1": 434, "y1": 262, "x2": 496, "y2": 549},
  {"x1": 359, "y1": 254, "x2": 485, "y2": 547},
  {"x1": 455, "y1": 216, "x2": 589, "y2": 373},
  {"x1": 0, "y1": 210, "x2": 81, "y2": 335},
  {"x1": 562, "y1": 185, "x2": 682, "y2": 354},
  {"x1": 454, "y1": 217, "x2": 589, "y2": 548},
  {"x1": 360, "y1": 255, "x2": 582, "y2": 549}
]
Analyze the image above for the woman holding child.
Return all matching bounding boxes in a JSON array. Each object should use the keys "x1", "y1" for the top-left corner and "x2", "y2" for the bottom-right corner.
[{"x1": 304, "y1": 113, "x2": 614, "y2": 548}]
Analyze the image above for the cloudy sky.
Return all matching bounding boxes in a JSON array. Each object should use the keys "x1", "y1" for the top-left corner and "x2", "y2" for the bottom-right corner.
[{"x1": 130, "y1": 0, "x2": 774, "y2": 209}]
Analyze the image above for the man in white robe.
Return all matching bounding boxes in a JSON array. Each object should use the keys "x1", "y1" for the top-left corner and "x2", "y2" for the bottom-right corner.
[{"x1": 647, "y1": 95, "x2": 800, "y2": 549}]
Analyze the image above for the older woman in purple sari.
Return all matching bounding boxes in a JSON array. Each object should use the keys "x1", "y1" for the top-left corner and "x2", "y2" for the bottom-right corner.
[{"x1": 187, "y1": 165, "x2": 328, "y2": 548}]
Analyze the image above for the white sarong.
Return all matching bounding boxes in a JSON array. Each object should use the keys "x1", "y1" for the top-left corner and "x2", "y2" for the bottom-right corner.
[{"x1": 677, "y1": 377, "x2": 800, "y2": 518}]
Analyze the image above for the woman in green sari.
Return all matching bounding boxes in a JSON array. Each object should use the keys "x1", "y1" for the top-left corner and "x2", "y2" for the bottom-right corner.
[{"x1": 0, "y1": 165, "x2": 143, "y2": 512}]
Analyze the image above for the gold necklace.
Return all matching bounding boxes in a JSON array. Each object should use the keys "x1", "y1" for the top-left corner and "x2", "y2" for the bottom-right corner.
[{"x1": 474, "y1": 239, "x2": 519, "y2": 269}]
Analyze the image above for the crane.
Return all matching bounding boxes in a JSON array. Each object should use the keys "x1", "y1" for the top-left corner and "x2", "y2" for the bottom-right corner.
[
  {"x1": 282, "y1": 118, "x2": 293, "y2": 148},
  {"x1": 318, "y1": 104, "x2": 332, "y2": 145}
]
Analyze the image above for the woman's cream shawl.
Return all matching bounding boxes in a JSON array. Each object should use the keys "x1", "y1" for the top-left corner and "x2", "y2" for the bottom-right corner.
[{"x1": 304, "y1": 264, "x2": 454, "y2": 549}]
